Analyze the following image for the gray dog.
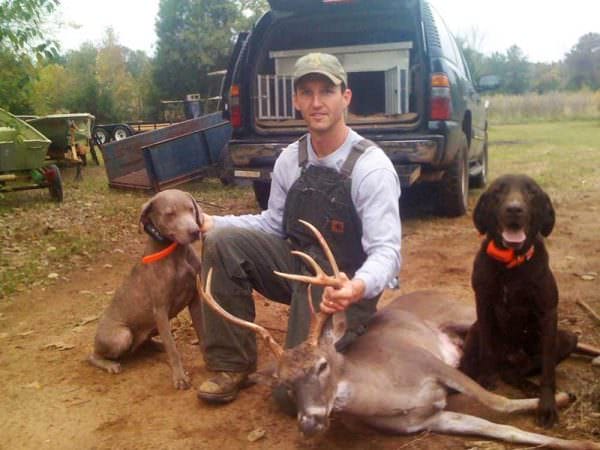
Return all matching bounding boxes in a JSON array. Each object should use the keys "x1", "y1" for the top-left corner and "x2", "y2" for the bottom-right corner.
[{"x1": 89, "y1": 189, "x2": 203, "y2": 389}]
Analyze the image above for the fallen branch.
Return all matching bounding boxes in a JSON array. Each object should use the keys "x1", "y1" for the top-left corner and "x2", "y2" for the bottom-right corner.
[
  {"x1": 576, "y1": 299, "x2": 600, "y2": 324},
  {"x1": 194, "y1": 197, "x2": 226, "y2": 210}
]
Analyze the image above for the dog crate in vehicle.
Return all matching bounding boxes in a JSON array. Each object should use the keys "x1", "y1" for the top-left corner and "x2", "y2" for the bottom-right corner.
[
  {"x1": 257, "y1": 42, "x2": 413, "y2": 121},
  {"x1": 257, "y1": 75, "x2": 296, "y2": 120}
]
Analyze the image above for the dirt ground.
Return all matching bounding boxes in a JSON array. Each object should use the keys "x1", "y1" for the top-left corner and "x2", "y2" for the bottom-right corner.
[{"x1": 1, "y1": 165, "x2": 599, "y2": 450}]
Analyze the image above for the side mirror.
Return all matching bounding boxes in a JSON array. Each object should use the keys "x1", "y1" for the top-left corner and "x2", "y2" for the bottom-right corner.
[{"x1": 478, "y1": 75, "x2": 500, "y2": 91}]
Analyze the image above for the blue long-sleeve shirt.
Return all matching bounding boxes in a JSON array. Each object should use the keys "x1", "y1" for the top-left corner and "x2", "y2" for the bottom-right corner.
[{"x1": 213, "y1": 129, "x2": 402, "y2": 299}]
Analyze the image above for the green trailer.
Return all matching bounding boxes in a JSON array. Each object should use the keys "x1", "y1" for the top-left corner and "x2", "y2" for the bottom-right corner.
[
  {"x1": 0, "y1": 108, "x2": 63, "y2": 201},
  {"x1": 28, "y1": 113, "x2": 95, "y2": 163}
]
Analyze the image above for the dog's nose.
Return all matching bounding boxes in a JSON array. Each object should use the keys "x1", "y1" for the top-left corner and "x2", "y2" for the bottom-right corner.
[{"x1": 505, "y1": 201, "x2": 524, "y2": 216}]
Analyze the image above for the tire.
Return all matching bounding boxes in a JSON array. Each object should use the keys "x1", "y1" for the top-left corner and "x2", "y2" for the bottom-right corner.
[
  {"x1": 94, "y1": 127, "x2": 110, "y2": 144},
  {"x1": 218, "y1": 145, "x2": 235, "y2": 186},
  {"x1": 252, "y1": 180, "x2": 271, "y2": 210},
  {"x1": 45, "y1": 164, "x2": 64, "y2": 202},
  {"x1": 470, "y1": 131, "x2": 488, "y2": 189},
  {"x1": 112, "y1": 125, "x2": 131, "y2": 141},
  {"x1": 436, "y1": 134, "x2": 469, "y2": 217}
]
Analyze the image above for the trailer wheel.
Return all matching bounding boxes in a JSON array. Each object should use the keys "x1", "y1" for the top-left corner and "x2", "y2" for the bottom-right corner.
[
  {"x1": 112, "y1": 125, "x2": 131, "y2": 141},
  {"x1": 45, "y1": 164, "x2": 64, "y2": 202},
  {"x1": 94, "y1": 127, "x2": 110, "y2": 144}
]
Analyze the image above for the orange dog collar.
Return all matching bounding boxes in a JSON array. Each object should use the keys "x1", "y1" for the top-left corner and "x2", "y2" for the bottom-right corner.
[
  {"x1": 142, "y1": 242, "x2": 178, "y2": 264},
  {"x1": 486, "y1": 240, "x2": 534, "y2": 269}
]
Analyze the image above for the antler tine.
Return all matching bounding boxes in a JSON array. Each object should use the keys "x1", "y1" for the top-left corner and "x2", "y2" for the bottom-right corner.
[
  {"x1": 273, "y1": 251, "x2": 343, "y2": 288},
  {"x1": 271, "y1": 220, "x2": 342, "y2": 347},
  {"x1": 196, "y1": 269, "x2": 284, "y2": 359},
  {"x1": 306, "y1": 283, "x2": 329, "y2": 347},
  {"x1": 298, "y1": 219, "x2": 340, "y2": 278}
]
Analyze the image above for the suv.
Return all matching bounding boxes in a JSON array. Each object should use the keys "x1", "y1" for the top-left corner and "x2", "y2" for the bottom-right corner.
[{"x1": 221, "y1": 0, "x2": 489, "y2": 216}]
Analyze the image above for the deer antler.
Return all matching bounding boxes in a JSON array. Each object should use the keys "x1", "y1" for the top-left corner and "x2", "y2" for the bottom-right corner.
[
  {"x1": 274, "y1": 219, "x2": 342, "y2": 346},
  {"x1": 196, "y1": 269, "x2": 284, "y2": 358}
]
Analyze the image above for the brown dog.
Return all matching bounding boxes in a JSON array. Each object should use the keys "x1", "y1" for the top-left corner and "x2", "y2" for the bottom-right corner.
[
  {"x1": 459, "y1": 174, "x2": 579, "y2": 428},
  {"x1": 89, "y1": 189, "x2": 203, "y2": 389}
]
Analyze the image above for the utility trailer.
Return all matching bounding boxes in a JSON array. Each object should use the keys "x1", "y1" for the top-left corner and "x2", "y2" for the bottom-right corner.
[{"x1": 99, "y1": 112, "x2": 232, "y2": 192}]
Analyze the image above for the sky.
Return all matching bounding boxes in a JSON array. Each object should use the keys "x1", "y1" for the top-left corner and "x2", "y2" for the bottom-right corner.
[{"x1": 53, "y1": 0, "x2": 600, "y2": 63}]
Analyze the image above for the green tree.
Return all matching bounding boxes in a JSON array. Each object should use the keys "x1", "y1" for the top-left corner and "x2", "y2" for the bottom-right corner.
[
  {"x1": 29, "y1": 63, "x2": 70, "y2": 114},
  {"x1": 0, "y1": 49, "x2": 35, "y2": 113},
  {"x1": 531, "y1": 62, "x2": 563, "y2": 93},
  {"x1": 564, "y1": 33, "x2": 600, "y2": 90},
  {"x1": 502, "y1": 45, "x2": 532, "y2": 94},
  {"x1": 0, "y1": 0, "x2": 59, "y2": 57},
  {"x1": 481, "y1": 46, "x2": 532, "y2": 94},
  {"x1": 63, "y1": 43, "x2": 100, "y2": 116},
  {"x1": 126, "y1": 50, "x2": 157, "y2": 120},
  {"x1": 456, "y1": 28, "x2": 487, "y2": 83},
  {"x1": 95, "y1": 28, "x2": 137, "y2": 121},
  {"x1": 153, "y1": 0, "x2": 268, "y2": 101}
]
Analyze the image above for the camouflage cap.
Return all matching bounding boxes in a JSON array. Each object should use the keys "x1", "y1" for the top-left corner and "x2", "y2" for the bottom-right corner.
[{"x1": 293, "y1": 52, "x2": 347, "y2": 87}]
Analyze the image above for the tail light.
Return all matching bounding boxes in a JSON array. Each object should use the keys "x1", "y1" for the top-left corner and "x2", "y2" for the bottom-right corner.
[
  {"x1": 229, "y1": 84, "x2": 242, "y2": 128},
  {"x1": 430, "y1": 73, "x2": 452, "y2": 120}
]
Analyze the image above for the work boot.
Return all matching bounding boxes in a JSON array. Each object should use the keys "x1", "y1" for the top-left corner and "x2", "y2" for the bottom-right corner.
[{"x1": 197, "y1": 371, "x2": 252, "y2": 404}]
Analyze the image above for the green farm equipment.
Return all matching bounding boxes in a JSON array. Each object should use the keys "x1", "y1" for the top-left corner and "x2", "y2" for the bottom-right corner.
[{"x1": 0, "y1": 108, "x2": 63, "y2": 202}]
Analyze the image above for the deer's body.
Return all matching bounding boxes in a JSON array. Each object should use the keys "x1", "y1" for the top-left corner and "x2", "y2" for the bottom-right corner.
[
  {"x1": 331, "y1": 291, "x2": 472, "y2": 427},
  {"x1": 198, "y1": 220, "x2": 600, "y2": 450}
]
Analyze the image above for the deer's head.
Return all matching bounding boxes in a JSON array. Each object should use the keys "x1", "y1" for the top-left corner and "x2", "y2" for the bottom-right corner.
[{"x1": 197, "y1": 220, "x2": 348, "y2": 437}]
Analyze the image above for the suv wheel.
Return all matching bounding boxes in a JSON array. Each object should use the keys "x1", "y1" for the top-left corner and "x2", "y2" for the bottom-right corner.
[
  {"x1": 252, "y1": 180, "x2": 271, "y2": 210},
  {"x1": 218, "y1": 145, "x2": 235, "y2": 186},
  {"x1": 470, "y1": 132, "x2": 488, "y2": 188},
  {"x1": 437, "y1": 134, "x2": 469, "y2": 217}
]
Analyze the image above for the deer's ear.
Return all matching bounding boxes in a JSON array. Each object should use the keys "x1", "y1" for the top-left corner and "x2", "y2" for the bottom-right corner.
[
  {"x1": 320, "y1": 312, "x2": 347, "y2": 347},
  {"x1": 332, "y1": 312, "x2": 347, "y2": 341}
]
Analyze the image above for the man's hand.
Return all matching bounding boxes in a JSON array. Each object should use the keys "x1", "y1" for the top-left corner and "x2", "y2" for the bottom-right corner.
[
  {"x1": 201, "y1": 213, "x2": 214, "y2": 234},
  {"x1": 320, "y1": 272, "x2": 365, "y2": 313}
]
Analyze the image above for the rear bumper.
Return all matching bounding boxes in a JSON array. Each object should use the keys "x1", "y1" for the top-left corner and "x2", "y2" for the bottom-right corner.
[{"x1": 229, "y1": 135, "x2": 445, "y2": 186}]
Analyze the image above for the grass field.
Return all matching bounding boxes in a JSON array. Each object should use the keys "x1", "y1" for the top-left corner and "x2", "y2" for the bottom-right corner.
[
  {"x1": 488, "y1": 119, "x2": 600, "y2": 190},
  {"x1": 486, "y1": 90, "x2": 600, "y2": 124},
  {"x1": 1, "y1": 119, "x2": 599, "y2": 299}
]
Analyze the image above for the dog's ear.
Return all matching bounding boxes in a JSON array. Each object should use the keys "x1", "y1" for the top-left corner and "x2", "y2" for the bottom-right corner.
[
  {"x1": 186, "y1": 193, "x2": 204, "y2": 227},
  {"x1": 536, "y1": 189, "x2": 555, "y2": 237},
  {"x1": 138, "y1": 197, "x2": 154, "y2": 233},
  {"x1": 473, "y1": 190, "x2": 493, "y2": 235}
]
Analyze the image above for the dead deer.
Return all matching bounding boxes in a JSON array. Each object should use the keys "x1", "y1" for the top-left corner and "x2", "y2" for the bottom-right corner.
[{"x1": 197, "y1": 220, "x2": 600, "y2": 450}]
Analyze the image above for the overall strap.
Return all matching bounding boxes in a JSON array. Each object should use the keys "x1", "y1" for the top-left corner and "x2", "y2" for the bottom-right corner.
[
  {"x1": 340, "y1": 139, "x2": 375, "y2": 177},
  {"x1": 297, "y1": 134, "x2": 309, "y2": 169}
]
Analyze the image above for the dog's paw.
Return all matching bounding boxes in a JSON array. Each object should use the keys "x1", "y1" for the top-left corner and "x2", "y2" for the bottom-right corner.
[
  {"x1": 536, "y1": 404, "x2": 559, "y2": 429},
  {"x1": 537, "y1": 393, "x2": 558, "y2": 428},
  {"x1": 173, "y1": 372, "x2": 191, "y2": 390},
  {"x1": 106, "y1": 361, "x2": 122, "y2": 374}
]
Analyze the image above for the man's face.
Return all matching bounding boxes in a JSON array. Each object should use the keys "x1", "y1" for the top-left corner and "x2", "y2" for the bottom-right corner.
[{"x1": 293, "y1": 75, "x2": 351, "y2": 135}]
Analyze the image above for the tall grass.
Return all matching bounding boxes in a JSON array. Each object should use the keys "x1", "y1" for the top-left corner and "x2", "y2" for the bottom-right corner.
[{"x1": 485, "y1": 90, "x2": 600, "y2": 124}]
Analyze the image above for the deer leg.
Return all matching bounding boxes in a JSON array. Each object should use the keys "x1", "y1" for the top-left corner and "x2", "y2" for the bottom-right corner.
[{"x1": 423, "y1": 411, "x2": 599, "y2": 450}]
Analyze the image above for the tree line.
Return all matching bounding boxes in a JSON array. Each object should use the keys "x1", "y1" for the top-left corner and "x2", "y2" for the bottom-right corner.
[
  {"x1": 458, "y1": 33, "x2": 600, "y2": 95},
  {"x1": 1, "y1": 0, "x2": 598, "y2": 123}
]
